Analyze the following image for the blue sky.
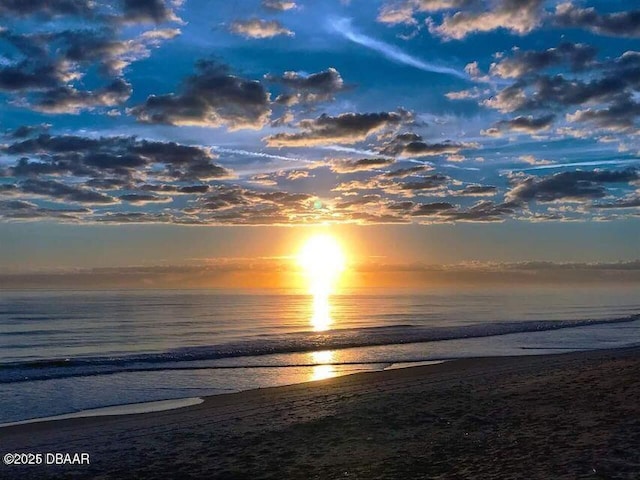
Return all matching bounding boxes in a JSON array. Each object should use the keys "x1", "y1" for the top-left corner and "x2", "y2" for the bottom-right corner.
[{"x1": 0, "y1": 0, "x2": 639, "y2": 275}]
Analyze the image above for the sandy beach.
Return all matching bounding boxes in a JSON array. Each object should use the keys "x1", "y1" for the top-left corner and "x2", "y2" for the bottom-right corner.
[{"x1": 1, "y1": 347, "x2": 639, "y2": 480}]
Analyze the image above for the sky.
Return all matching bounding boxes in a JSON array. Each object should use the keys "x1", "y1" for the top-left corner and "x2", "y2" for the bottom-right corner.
[{"x1": 0, "y1": 0, "x2": 639, "y2": 287}]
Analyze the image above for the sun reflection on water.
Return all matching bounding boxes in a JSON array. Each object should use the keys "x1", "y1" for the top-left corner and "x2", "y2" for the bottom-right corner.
[
  {"x1": 310, "y1": 350, "x2": 336, "y2": 381},
  {"x1": 297, "y1": 234, "x2": 345, "y2": 332},
  {"x1": 311, "y1": 292, "x2": 332, "y2": 331}
]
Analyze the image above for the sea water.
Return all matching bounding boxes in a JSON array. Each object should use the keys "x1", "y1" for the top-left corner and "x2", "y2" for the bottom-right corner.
[{"x1": 1, "y1": 286, "x2": 638, "y2": 423}]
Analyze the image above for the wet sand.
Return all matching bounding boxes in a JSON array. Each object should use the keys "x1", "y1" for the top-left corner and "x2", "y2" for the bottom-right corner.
[{"x1": 1, "y1": 347, "x2": 639, "y2": 479}]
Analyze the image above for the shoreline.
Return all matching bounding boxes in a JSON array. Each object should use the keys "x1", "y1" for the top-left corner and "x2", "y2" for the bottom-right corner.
[
  {"x1": 2, "y1": 346, "x2": 639, "y2": 478},
  {"x1": 0, "y1": 359, "x2": 447, "y2": 428}
]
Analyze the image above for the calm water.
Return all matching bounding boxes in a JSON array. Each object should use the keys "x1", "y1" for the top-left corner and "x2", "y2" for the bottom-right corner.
[{"x1": 1, "y1": 286, "x2": 639, "y2": 423}]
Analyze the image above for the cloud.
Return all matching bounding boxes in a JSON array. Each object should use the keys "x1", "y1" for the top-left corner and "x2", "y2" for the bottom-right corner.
[
  {"x1": 0, "y1": 0, "x2": 95, "y2": 18},
  {"x1": 6, "y1": 124, "x2": 50, "y2": 139},
  {"x1": 130, "y1": 61, "x2": 271, "y2": 130},
  {"x1": 16, "y1": 178, "x2": 118, "y2": 204},
  {"x1": 566, "y1": 97, "x2": 640, "y2": 133},
  {"x1": 330, "y1": 158, "x2": 395, "y2": 173},
  {"x1": 383, "y1": 164, "x2": 432, "y2": 178},
  {"x1": 484, "y1": 50, "x2": 640, "y2": 121},
  {"x1": 0, "y1": 199, "x2": 89, "y2": 222},
  {"x1": 377, "y1": 3, "x2": 418, "y2": 26},
  {"x1": 592, "y1": 194, "x2": 640, "y2": 210},
  {"x1": 489, "y1": 42, "x2": 597, "y2": 78},
  {"x1": 439, "y1": 200, "x2": 518, "y2": 222},
  {"x1": 0, "y1": 24, "x2": 179, "y2": 113},
  {"x1": 427, "y1": 0, "x2": 545, "y2": 40},
  {"x1": 518, "y1": 155, "x2": 554, "y2": 166},
  {"x1": 229, "y1": 19, "x2": 294, "y2": 39},
  {"x1": 261, "y1": 0, "x2": 296, "y2": 11},
  {"x1": 266, "y1": 67, "x2": 347, "y2": 104},
  {"x1": 456, "y1": 185, "x2": 497, "y2": 196},
  {"x1": 396, "y1": 174, "x2": 450, "y2": 191},
  {"x1": 3, "y1": 134, "x2": 231, "y2": 181},
  {"x1": 445, "y1": 87, "x2": 489, "y2": 100},
  {"x1": 376, "y1": 0, "x2": 474, "y2": 26},
  {"x1": 553, "y1": 3, "x2": 640, "y2": 38},
  {"x1": 120, "y1": 0, "x2": 182, "y2": 24},
  {"x1": 265, "y1": 110, "x2": 409, "y2": 147},
  {"x1": 328, "y1": 17, "x2": 468, "y2": 80},
  {"x1": 379, "y1": 132, "x2": 478, "y2": 157},
  {"x1": 119, "y1": 193, "x2": 172, "y2": 204},
  {"x1": 411, "y1": 201, "x2": 455, "y2": 215},
  {"x1": 507, "y1": 169, "x2": 639, "y2": 203},
  {"x1": 32, "y1": 79, "x2": 132, "y2": 114},
  {"x1": 482, "y1": 114, "x2": 555, "y2": 136},
  {"x1": 335, "y1": 194, "x2": 382, "y2": 209}
]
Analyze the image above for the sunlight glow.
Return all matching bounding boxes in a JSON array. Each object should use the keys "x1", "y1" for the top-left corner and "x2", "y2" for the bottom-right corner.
[
  {"x1": 298, "y1": 234, "x2": 346, "y2": 331},
  {"x1": 298, "y1": 234, "x2": 346, "y2": 297},
  {"x1": 310, "y1": 350, "x2": 336, "y2": 381}
]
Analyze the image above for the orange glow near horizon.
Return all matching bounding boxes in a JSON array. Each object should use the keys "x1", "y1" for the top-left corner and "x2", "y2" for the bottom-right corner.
[{"x1": 297, "y1": 234, "x2": 346, "y2": 331}]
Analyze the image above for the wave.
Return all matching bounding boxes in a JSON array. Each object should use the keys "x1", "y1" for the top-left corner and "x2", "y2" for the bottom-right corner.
[{"x1": 1, "y1": 314, "x2": 637, "y2": 384}]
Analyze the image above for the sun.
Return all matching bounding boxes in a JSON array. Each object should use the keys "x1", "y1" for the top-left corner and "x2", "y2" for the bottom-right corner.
[{"x1": 297, "y1": 234, "x2": 346, "y2": 297}]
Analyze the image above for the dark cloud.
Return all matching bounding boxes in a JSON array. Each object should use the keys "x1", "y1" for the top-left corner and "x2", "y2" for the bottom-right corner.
[
  {"x1": 0, "y1": 61, "x2": 63, "y2": 93},
  {"x1": 482, "y1": 114, "x2": 555, "y2": 136},
  {"x1": 399, "y1": 174, "x2": 450, "y2": 191},
  {"x1": 330, "y1": 158, "x2": 395, "y2": 173},
  {"x1": 265, "y1": 110, "x2": 409, "y2": 147},
  {"x1": 485, "y1": 51, "x2": 640, "y2": 119},
  {"x1": 383, "y1": 165, "x2": 431, "y2": 178},
  {"x1": 411, "y1": 202, "x2": 455, "y2": 215},
  {"x1": 14, "y1": 179, "x2": 118, "y2": 204},
  {"x1": 0, "y1": 199, "x2": 89, "y2": 222},
  {"x1": 386, "y1": 200, "x2": 415, "y2": 211},
  {"x1": 379, "y1": 132, "x2": 478, "y2": 157},
  {"x1": 121, "y1": 0, "x2": 180, "y2": 24},
  {"x1": 456, "y1": 185, "x2": 498, "y2": 196},
  {"x1": 130, "y1": 61, "x2": 271, "y2": 130},
  {"x1": 566, "y1": 97, "x2": 640, "y2": 133},
  {"x1": 3, "y1": 134, "x2": 230, "y2": 181},
  {"x1": 229, "y1": 19, "x2": 294, "y2": 38},
  {"x1": 119, "y1": 193, "x2": 171, "y2": 204},
  {"x1": 178, "y1": 185, "x2": 211, "y2": 194},
  {"x1": 554, "y1": 3, "x2": 640, "y2": 38},
  {"x1": 95, "y1": 212, "x2": 175, "y2": 223},
  {"x1": 266, "y1": 68, "x2": 346, "y2": 104},
  {"x1": 490, "y1": 42, "x2": 597, "y2": 78},
  {"x1": 335, "y1": 195, "x2": 381, "y2": 209},
  {"x1": 6, "y1": 124, "x2": 50, "y2": 139},
  {"x1": 507, "y1": 169, "x2": 639, "y2": 203},
  {"x1": 32, "y1": 79, "x2": 132, "y2": 114},
  {"x1": 183, "y1": 184, "x2": 320, "y2": 225},
  {"x1": 0, "y1": 26, "x2": 177, "y2": 113},
  {"x1": 440, "y1": 201, "x2": 518, "y2": 222},
  {"x1": 57, "y1": 28, "x2": 180, "y2": 76}
]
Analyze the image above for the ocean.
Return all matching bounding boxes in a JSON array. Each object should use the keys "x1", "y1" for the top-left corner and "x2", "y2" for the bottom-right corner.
[{"x1": 1, "y1": 286, "x2": 639, "y2": 424}]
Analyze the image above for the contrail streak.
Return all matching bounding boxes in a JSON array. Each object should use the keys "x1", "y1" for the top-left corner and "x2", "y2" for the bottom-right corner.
[
  {"x1": 504, "y1": 159, "x2": 640, "y2": 174},
  {"x1": 328, "y1": 17, "x2": 468, "y2": 81},
  {"x1": 211, "y1": 147, "x2": 315, "y2": 164}
]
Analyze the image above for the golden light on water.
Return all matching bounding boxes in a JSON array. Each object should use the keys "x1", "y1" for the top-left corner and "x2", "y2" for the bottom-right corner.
[
  {"x1": 297, "y1": 234, "x2": 346, "y2": 331},
  {"x1": 311, "y1": 293, "x2": 332, "y2": 331},
  {"x1": 310, "y1": 350, "x2": 336, "y2": 381}
]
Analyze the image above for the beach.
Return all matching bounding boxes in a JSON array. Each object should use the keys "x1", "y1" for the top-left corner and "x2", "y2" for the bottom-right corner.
[{"x1": 1, "y1": 346, "x2": 639, "y2": 479}]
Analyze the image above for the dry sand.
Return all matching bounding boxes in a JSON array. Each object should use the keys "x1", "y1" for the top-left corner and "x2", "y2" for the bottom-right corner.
[{"x1": 1, "y1": 347, "x2": 639, "y2": 479}]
